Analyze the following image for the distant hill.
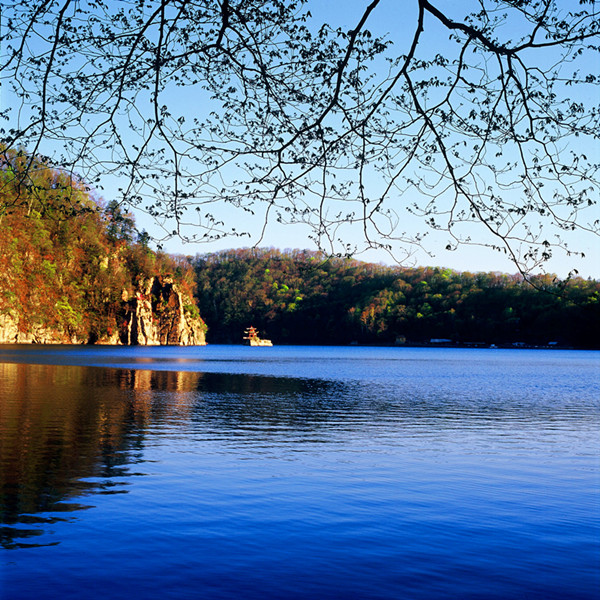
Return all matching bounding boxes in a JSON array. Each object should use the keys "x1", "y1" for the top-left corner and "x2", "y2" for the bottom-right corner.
[
  {"x1": 0, "y1": 150, "x2": 205, "y2": 345},
  {"x1": 194, "y1": 248, "x2": 600, "y2": 348}
]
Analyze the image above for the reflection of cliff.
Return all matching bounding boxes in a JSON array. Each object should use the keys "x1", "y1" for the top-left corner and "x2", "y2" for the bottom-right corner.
[
  {"x1": 0, "y1": 361, "x2": 352, "y2": 549},
  {"x1": 113, "y1": 368, "x2": 204, "y2": 392},
  {"x1": 0, "y1": 362, "x2": 203, "y2": 548}
]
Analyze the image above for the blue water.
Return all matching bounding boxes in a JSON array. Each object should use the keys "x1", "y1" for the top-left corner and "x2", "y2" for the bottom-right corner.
[{"x1": 1, "y1": 346, "x2": 599, "y2": 599}]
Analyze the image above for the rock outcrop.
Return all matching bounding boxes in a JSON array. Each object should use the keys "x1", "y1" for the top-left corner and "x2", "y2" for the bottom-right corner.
[
  {"x1": 0, "y1": 276, "x2": 206, "y2": 346},
  {"x1": 0, "y1": 313, "x2": 82, "y2": 344},
  {"x1": 116, "y1": 276, "x2": 206, "y2": 346}
]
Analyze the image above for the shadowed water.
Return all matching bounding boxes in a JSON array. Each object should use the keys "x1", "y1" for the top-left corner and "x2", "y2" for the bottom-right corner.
[{"x1": 1, "y1": 346, "x2": 599, "y2": 599}]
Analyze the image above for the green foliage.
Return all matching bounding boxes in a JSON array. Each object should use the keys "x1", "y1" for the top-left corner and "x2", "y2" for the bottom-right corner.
[
  {"x1": 0, "y1": 150, "x2": 204, "y2": 342},
  {"x1": 194, "y1": 248, "x2": 600, "y2": 348},
  {"x1": 104, "y1": 200, "x2": 135, "y2": 243}
]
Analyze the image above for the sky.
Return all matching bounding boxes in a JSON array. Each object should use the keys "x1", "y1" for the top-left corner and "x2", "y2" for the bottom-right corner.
[
  {"x1": 134, "y1": 0, "x2": 600, "y2": 277},
  {"x1": 2, "y1": 0, "x2": 599, "y2": 278}
]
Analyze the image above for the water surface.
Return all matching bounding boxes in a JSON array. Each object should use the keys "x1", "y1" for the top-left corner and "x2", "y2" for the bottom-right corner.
[{"x1": 1, "y1": 346, "x2": 599, "y2": 599}]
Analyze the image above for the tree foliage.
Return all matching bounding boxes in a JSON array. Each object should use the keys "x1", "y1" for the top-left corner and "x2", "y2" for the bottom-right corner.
[
  {"x1": 1, "y1": 0, "x2": 599, "y2": 273},
  {"x1": 194, "y1": 247, "x2": 600, "y2": 347},
  {"x1": 0, "y1": 149, "x2": 199, "y2": 341}
]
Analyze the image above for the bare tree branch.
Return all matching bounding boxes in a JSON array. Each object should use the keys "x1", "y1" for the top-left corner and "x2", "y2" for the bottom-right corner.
[{"x1": 1, "y1": 0, "x2": 598, "y2": 272}]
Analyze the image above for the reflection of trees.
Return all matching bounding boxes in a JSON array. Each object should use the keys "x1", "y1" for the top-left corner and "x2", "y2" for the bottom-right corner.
[
  {"x1": 1, "y1": 360, "x2": 441, "y2": 549},
  {"x1": 0, "y1": 361, "x2": 359, "y2": 547},
  {"x1": 190, "y1": 372, "x2": 355, "y2": 431},
  {"x1": 0, "y1": 363, "x2": 203, "y2": 548}
]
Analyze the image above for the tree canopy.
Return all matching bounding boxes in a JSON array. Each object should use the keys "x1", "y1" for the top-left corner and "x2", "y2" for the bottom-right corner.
[
  {"x1": 194, "y1": 247, "x2": 600, "y2": 347},
  {"x1": 1, "y1": 0, "x2": 599, "y2": 273},
  {"x1": 0, "y1": 149, "x2": 200, "y2": 342}
]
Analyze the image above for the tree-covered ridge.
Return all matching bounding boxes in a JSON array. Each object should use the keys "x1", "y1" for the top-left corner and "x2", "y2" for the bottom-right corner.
[
  {"x1": 1, "y1": 149, "x2": 597, "y2": 348},
  {"x1": 194, "y1": 248, "x2": 600, "y2": 348},
  {"x1": 0, "y1": 150, "x2": 202, "y2": 343}
]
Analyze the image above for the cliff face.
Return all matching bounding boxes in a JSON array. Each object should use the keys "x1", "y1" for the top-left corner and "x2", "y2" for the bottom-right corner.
[
  {"x1": 116, "y1": 276, "x2": 206, "y2": 346},
  {"x1": 0, "y1": 314, "x2": 79, "y2": 344},
  {"x1": 0, "y1": 151, "x2": 209, "y2": 346},
  {"x1": 0, "y1": 276, "x2": 206, "y2": 346}
]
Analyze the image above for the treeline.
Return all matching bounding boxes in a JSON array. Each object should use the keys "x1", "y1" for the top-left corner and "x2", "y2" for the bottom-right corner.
[
  {"x1": 194, "y1": 248, "x2": 600, "y2": 348},
  {"x1": 0, "y1": 150, "x2": 199, "y2": 342},
  {"x1": 2, "y1": 150, "x2": 598, "y2": 348}
]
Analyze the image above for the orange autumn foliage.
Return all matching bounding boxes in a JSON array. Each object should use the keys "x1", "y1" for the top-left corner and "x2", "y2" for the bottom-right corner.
[{"x1": 0, "y1": 149, "x2": 200, "y2": 342}]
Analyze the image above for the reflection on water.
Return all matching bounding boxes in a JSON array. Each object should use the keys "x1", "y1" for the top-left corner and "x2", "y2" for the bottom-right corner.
[
  {"x1": 1, "y1": 348, "x2": 599, "y2": 599},
  {"x1": 0, "y1": 363, "x2": 177, "y2": 546},
  {"x1": 0, "y1": 362, "x2": 332, "y2": 548}
]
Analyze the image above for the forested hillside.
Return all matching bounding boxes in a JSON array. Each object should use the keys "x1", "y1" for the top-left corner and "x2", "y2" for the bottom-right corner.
[
  {"x1": 0, "y1": 150, "x2": 205, "y2": 344},
  {"x1": 194, "y1": 248, "x2": 600, "y2": 348},
  {"x1": 2, "y1": 150, "x2": 598, "y2": 348}
]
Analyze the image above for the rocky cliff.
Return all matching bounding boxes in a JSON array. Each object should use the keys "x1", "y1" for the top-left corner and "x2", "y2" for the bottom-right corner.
[
  {"x1": 0, "y1": 314, "x2": 77, "y2": 344},
  {"x1": 116, "y1": 276, "x2": 206, "y2": 346},
  {"x1": 0, "y1": 276, "x2": 206, "y2": 346}
]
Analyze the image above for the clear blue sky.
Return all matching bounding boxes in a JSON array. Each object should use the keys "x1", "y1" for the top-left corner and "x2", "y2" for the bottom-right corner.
[
  {"x1": 140, "y1": 0, "x2": 600, "y2": 278},
  {"x1": 2, "y1": 0, "x2": 598, "y2": 277}
]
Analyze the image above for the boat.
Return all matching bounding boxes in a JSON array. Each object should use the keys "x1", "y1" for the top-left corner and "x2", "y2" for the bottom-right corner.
[{"x1": 243, "y1": 326, "x2": 273, "y2": 346}]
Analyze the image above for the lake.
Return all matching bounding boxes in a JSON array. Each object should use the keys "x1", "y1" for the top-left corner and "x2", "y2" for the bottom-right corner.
[{"x1": 1, "y1": 345, "x2": 599, "y2": 599}]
